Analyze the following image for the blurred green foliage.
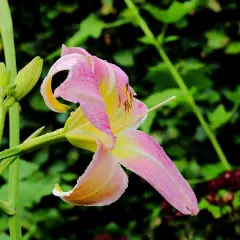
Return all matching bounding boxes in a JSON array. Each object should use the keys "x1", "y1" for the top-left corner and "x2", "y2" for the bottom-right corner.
[{"x1": 0, "y1": 0, "x2": 240, "y2": 239}]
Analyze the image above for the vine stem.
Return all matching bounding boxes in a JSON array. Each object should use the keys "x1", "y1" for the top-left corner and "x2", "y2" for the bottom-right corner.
[
  {"x1": 124, "y1": 0, "x2": 231, "y2": 170},
  {"x1": 0, "y1": 0, "x2": 22, "y2": 239}
]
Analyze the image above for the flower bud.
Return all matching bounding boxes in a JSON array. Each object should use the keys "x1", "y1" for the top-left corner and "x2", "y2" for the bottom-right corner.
[
  {"x1": 13, "y1": 56, "x2": 43, "y2": 101},
  {"x1": 0, "y1": 63, "x2": 11, "y2": 88}
]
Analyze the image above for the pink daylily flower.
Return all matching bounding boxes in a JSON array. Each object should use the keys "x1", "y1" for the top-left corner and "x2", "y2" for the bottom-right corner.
[{"x1": 41, "y1": 45, "x2": 199, "y2": 215}]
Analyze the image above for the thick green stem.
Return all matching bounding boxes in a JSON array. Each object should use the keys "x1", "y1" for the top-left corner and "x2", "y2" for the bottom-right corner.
[
  {"x1": 125, "y1": 0, "x2": 231, "y2": 170},
  {"x1": 0, "y1": 129, "x2": 66, "y2": 168},
  {"x1": 0, "y1": 0, "x2": 21, "y2": 238}
]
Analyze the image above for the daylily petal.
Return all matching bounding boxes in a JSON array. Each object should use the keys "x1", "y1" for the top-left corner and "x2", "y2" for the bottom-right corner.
[
  {"x1": 109, "y1": 63, "x2": 135, "y2": 102},
  {"x1": 93, "y1": 57, "x2": 116, "y2": 99},
  {"x1": 61, "y1": 44, "x2": 92, "y2": 57},
  {"x1": 53, "y1": 141, "x2": 128, "y2": 206},
  {"x1": 113, "y1": 129, "x2": 199, "y2": 215},
  {"x1": 54, "y1": 62, "x2": 115, "y2": 146},
  {"x1": 40, "y1": 53, "x2": 90, "y2": 112},
  {"x1": 60, "y1": 46, "x2": 134, "y2": 103},
  {"x1": 65, "y1": 108, "x2": 113, "y2": 151},
  {"x1": 111, "y1": 98, "x2": 148, "y2": 133}
]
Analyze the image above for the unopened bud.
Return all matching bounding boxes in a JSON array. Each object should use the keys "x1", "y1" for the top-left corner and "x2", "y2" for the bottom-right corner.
[
  {"x1": 0, "y1": 63, "x2": 11, "y2": 89},
  {"x1": 13, "y1": 56, "x2": 43, "y2": 101}
]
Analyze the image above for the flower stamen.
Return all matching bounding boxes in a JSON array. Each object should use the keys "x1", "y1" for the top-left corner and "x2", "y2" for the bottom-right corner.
[{"x1": 148, "y1": 96, "x2": 176, "y2": 113}]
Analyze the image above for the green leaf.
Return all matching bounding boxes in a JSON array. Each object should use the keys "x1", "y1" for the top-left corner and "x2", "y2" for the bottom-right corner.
[
  {"x1": 137, "y1": 35, "x2": 154, "y2": 45},
  {"x1": 1, "y1": 159, "x2": 39, "y2": 181},
  {"x1": 167, "y1": 145, "x2": 186, "y2": 158},
  {"x1": 201, "y1": 163, "x2": 225, "y2": 180},
  {"x1": 56, "y1": 3, "x2": 78, "y2": 14},
  {"x1": 144, "y1": 0, "x2": 198, "y2": 23},
  {"x1": 0, "y1": 176, "x2": 59, "y2": 208},
  {"x1": 30, "y1": 92, "x2": 50, "y2": 112},
  {"x1": 33, "y1": 150, "x2": 49, "y2": 165},
  {"x1": 113, "y1": 50, "x2": 134, "y2": 67},
  {"x1": 179, "y1": 59, "x2": 206, "y2": 73},
  {"x1": 19, "y1": 160, "x2": 39, "y2": 180},
  {"x1": 184, "y1": 159, "x2": 201, "y2": 178},
  {"x1": 120, "y1": 8, "x2": 139, "y2": 26},
  {"x1": 0, "y1": 216, "x2": 8, "y2": 232},
  {"x1": 0, "y1": 233, "x2": 10, "y2": 240},
  {"x1": 174, "y1": 159, "x2": 201, "y2": 178},
  {"x1": 66, "y1": 14, "x2": 105, "y2": 46},
  {"x1": 233, "y1": 190, "x2": 240, "y2": 209},
  {"x1": 34, "y1": 208, "x2": 60, "y2": 222},
  {"x1": 56, "y1": 112, "x2": 68, "y2": 124},
  {"x1": 101, "y1": 0, "x2": 114, "y2": 15},
  {"x1": 174, "y1": 159, "x2": 188, "y2": 173},
  {"x1": 195, "y1": 126, "x2": 207, "y2": 142},
  {"x1": 208, "y1": 104, "x2": 232, "y2": 129},
  {"x1": 145, "y1": 63, "x2": 176, "y2": 90},
  {"x1": 182, "y1": 69, "x2": 213, "y2": 90},
  {"x1": 164, "y1": 35, "x2": 179, "y2": 43},
  {"x1": 195, "y1": 89, "x2": 220, "y2": 103},
  {"x1": 62, "y1": 173, "x2": 78, "y2": 182},
  {"x1": 206, "y1": 0, "x2": 222, "y2": 12},
  {"x1": 147, "y1": 62, "x2": 212, "y2": 91},
  {"x1": 199, "y1": 198, "x2": 222, "y2": 218},
  {"x1": 225, "y1": 86, "x2": 240, "y2": 104},
  {"x1": 225, "y1": 42, "x2": 240, "y2": 54},
  {"x1": 205, "y1": 30, "x2": 229, "y2": 49},
  {"x1": 199, "y1": 198, "x2": 232, "y2": 218},
  {"x1": 141, "y1": 89, "x2": 185, "y2": 133}
]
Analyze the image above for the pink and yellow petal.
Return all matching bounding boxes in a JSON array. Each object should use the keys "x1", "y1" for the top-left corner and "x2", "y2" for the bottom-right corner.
[
  {"x1": 65, "y1": 107, "x2": 116, "y2": 150},
  {"x1": 110, "y1": 98, "x2": 148, "y2": 133},
  {"x1": 53, "y1": 142, "x2": 128, "y2": 206},
  {"x1": 113, "y1": 129, "x2": 199, "y2": 215},
  {"x1": 94, "y1": 57, "x2": 116, "y2": 99},
  {"x1": 61, "y1": 45, "x2": 92, "y2": 57},
  {"x1": 109, "y1": 63, "x2": 135, "y2": 102},
  {"x1": 40, "y1": 53, "x2": 90, "y2": 112},
  {"x1": 55, "y1": 62, "x2": 115, "y2": 146},
  {"x1": 40, "y1": 75, "x2": 69, "y2": 112}
]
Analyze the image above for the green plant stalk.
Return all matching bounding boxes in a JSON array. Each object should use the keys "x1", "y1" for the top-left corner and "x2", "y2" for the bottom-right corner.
[
  {"x1": 0, "y1": 95, "x2": 6, "y2": 143},
  {"x1": 0, "y1": 129, "x2": 66, "y2": 167},
  {"x1": 124, "y1": 0, "x2": 231, "y2": 170},
  {"x1": 0, "y1": 0, "x2": 21, "y2": 238}
]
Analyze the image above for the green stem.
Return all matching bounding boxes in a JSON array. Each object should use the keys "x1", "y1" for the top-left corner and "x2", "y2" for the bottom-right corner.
[
  {"x1": 0, "y1": 94, "x2": 6, "y2": 143},
  {"x1": 104, "y1": 19, "x2": 130, "y2": 28},
  {"x1": 125, "y1": 0, "x2": 231, "y2": 170},
  {"x1": 0, "y1": 0, "x2": 21, "y2": 238},
  {"x1": 0, "y1": 128, "x2": 66, "y2": 165}
]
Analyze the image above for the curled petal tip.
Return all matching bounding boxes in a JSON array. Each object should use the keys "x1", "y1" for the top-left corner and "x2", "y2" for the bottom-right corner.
[
  {"x1": 53, "y1": 184, "x2": 72, "y2": 198},
  {"x1": 189, "y1": 206, "x2": 199, "y2": 216},
  {"x1": 54, "y1": 184, "x2": 62, "y2": 192}
]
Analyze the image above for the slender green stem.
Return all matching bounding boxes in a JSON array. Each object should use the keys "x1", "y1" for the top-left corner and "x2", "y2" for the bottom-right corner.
[
  {"x1": 125, "y1": 0, "x2": 231, "y2": 170},
  {"x1": 104, "y1": 19, "x2": 130, "y2": 28},
  {"x1": 0, "y1": 0, "x2": 21, "y2": 238},
  {"x1": 0, "y1": 128, "x2": 66, "y2": 167},
  {"x1": 0, "y1": 94, "x2": 6, "y2": 143}
]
